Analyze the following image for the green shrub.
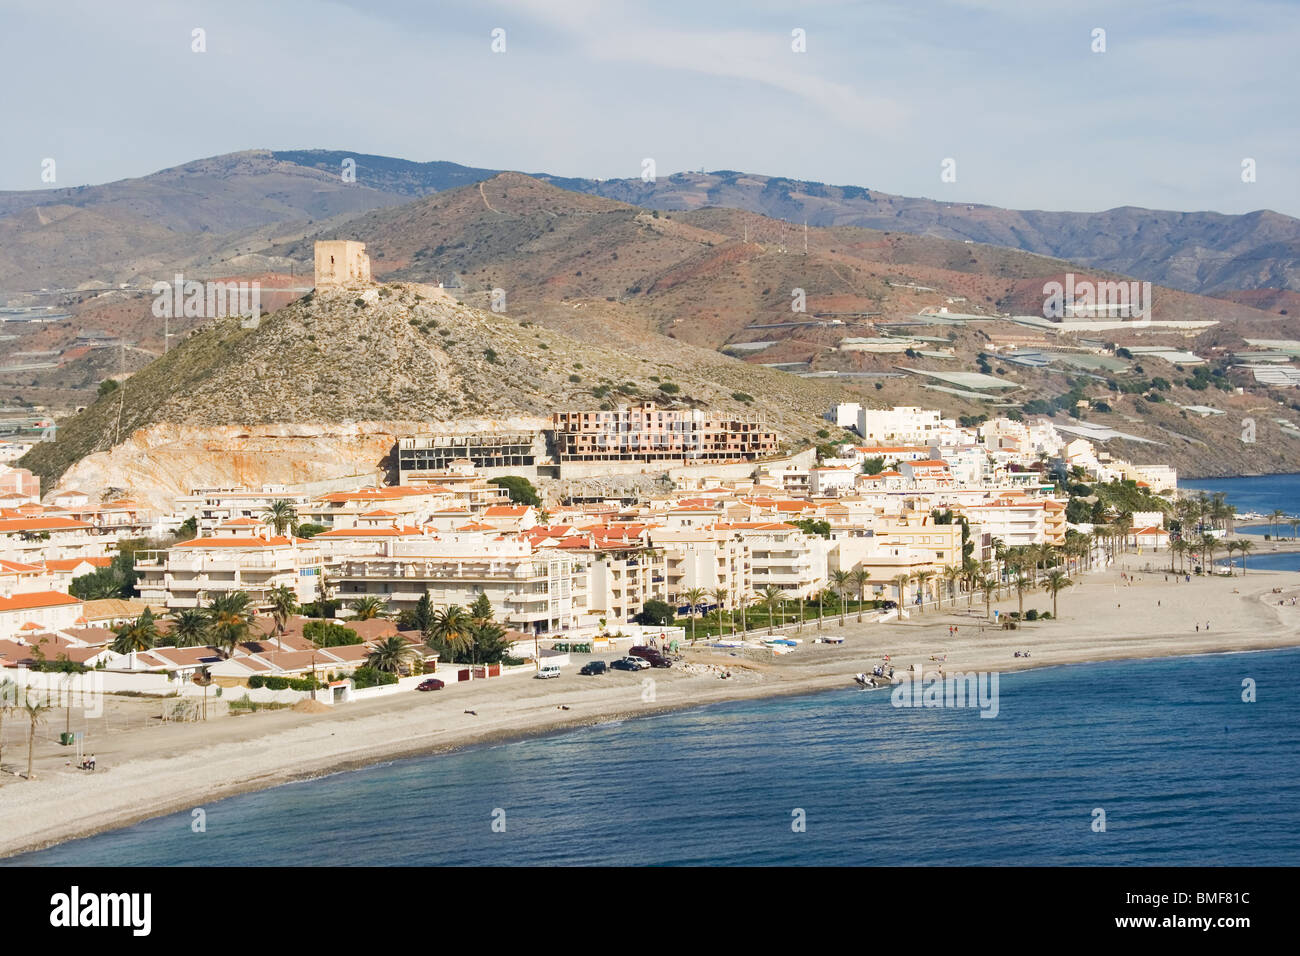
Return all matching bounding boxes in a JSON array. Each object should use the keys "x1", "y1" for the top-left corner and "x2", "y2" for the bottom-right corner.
[
  {"x1": 1025, "y1": 609, "x2": 1039, "y2": 621},
  {"x1": 264, "y1": 676, "x2": 289, "y2": 690},
  {"x1": 304, "y1": 620, "x2": 361, "y2": 646},
  {"x1": 351, "y1": 666, "x2": 398, "y2": 689},
  {"x1": 247, "y1": 675, "x2": 266, "y2": 689}
]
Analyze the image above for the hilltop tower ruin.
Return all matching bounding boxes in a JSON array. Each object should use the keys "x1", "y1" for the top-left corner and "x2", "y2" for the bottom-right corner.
[{"x1": 313, "y1": 240, "x2": 371, "y2": 288}]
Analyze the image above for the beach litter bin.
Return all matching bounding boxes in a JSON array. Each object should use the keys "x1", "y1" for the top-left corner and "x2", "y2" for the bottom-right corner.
[{"x1": 59, "y1": 732, "x2": 75, "y2": 746}]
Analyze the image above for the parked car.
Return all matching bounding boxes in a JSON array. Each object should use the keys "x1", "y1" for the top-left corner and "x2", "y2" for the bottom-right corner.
[
  {"x1": 579, "y1": 661, "x2": 608, "y2": 676},
  {"x1": 535, "y1": 664, "x2": 562, "y2": 679},
  {"x1": 417, "y1": 678, "x2": 445, "y2": 692},
  {"x1": 610, "y1": 657, "x2": 644, "y2": 671},
  {"x1": 629, "y1": 646, "x2": 672, "y2": 668}
]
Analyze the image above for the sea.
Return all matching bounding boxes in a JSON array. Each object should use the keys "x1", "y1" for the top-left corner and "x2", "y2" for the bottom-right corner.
[
  {"x1": 9, "y1": 649, "x2": 1300, "y2": 866},
  {"x1": 1181, "y1": 472, "x2": 1300, "y2": 571}
]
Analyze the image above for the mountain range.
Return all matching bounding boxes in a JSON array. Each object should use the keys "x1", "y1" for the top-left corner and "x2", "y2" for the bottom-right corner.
[{"x1": 2, "y1": 149, "x2": 1298, "y2": 299}]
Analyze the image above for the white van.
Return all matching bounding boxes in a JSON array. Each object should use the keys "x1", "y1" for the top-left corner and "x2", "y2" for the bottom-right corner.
[{"x1": 535, "y1": 664, "x2": 561, "y2": 679}]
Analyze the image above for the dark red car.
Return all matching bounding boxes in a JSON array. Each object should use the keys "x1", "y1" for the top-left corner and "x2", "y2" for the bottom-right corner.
[
  {"x1": 629, "y1": 646, "x2": 672, "y2": 668},
  {"x1": 417, "y1": 678, "x2": 445, "y2": 691}
]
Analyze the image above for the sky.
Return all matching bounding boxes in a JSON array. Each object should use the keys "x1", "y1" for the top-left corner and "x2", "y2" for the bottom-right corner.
[{"x1": 2, "y1": 0, "x2": 1297, "y2": 216}]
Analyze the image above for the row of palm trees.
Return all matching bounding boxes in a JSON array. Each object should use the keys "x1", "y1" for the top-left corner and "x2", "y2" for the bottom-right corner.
[{"x1": 1169, "y1": 534, "x2": 1257, "y2": 575}]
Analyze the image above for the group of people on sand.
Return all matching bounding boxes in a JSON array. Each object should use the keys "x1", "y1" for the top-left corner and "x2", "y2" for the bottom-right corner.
[
  {"x1": 74, "y1": 754, "x2": 96, "y2": 771},
  {"x1": 1013, "y1": 650, "x2": 1032, "y2": 658}
]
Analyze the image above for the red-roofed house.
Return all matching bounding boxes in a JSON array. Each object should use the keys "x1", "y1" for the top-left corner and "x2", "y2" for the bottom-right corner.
[{"x1": 0, "y1": 590, "x2": 84, "y2": 640}]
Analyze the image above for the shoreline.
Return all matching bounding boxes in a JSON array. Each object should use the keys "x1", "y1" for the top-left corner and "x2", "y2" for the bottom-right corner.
[{"x1": 3, "y1": 563, "x2": 1300, "y2": 861}]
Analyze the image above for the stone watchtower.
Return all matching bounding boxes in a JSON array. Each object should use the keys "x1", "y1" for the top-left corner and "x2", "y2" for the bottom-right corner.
[{"x1": 314, "y1": 240, "x2": 371, "y2": 288}]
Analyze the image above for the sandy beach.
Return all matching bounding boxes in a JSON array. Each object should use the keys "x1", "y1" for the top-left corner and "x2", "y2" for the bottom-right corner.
[{"x1": 3, "y1": 559, "x2": 1298, "y2": 860}]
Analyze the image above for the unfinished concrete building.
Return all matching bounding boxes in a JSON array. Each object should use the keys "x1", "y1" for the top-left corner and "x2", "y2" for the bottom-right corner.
[{"x1": 551, "y1": 402, "x2": 778, "y2": 465}]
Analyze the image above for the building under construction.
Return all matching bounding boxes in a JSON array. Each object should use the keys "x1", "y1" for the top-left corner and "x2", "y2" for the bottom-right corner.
[
  {"x1": 397, "y1": 432, "x2": 544, "y2": 482},
  {"x1": 551, "y1": 402, "x2": 778, "y2": 464}
]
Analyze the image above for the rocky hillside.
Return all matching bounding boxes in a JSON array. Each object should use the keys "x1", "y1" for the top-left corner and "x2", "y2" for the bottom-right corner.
[
  {"x1": 19, "y1": 283, "x2": 845, "y2": 496},
  {"x1": 275, "y1": 173, "x2": 1287, "y2": 355}
]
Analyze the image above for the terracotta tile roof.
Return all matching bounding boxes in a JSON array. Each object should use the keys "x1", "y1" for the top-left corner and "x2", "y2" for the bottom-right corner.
[
  {"x1": 0, "y1": 590, "x2": 81, "y2": 612},
  {"x1": 0, "y1": 516, "x2": 94, "y2": 532},
  {"x1": 483, "y1": 505, "x2": 530, "y2": 517},
  {"x1": 174, "y1": 535, "x2": 301, "y2": 548}
]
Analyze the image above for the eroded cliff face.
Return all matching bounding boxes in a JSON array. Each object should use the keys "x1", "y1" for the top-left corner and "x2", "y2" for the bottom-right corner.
[{"x1": 52, "y1": 417, "x2": 549, "y2": 511}]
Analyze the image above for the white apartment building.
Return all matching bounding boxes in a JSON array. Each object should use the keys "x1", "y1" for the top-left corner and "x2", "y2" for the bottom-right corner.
[
  {"x1": 0, "y1": 590, "x2": 84, "y2": 641},
  {"x1": 720, "y1": 522, "x2": 828, "y2": 599},
  {"x1": 336, "y1": 535, "x2": 586, "y2": 634},
  {"x1": 549, "y1": 526, "x2": 665, "y2": 624},
  {"x1": 827, "y1": 402, "x2": 863, "y2": 429},
  {"x1": 135, "y1": 525, "x2": 323, "y2": 610},
  {"x1": 809, "y1": 465, "x2": 857, "y2": 496},
  {"x1": 855, "y1": 406, "x2": 951, "y2": 445},
  {"x1": 172, "y1": 487, "x2": 318, "y2": 535},
  {"x1": 959, "y1": 498, "x2": 1067, "y2": 548},
  {"x1": 0, "y1": 515, "x2": 110, "y2": 564},
  {"x1": 651, "y1": 525, "x2": 752, "y2": 608}
]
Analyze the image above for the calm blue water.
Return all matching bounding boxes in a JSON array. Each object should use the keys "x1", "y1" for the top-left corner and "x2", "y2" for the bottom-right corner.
[
  {"x1": 1221, "y1": 551, "x2": 1300, "y2": 572},
  {"x1": 1181, "y1": 473, "x2": 1300, "y2": 569},
  {"x1": 9, "y1": 650, "x2": 1300, "y2": 866},
  {"x1": 1181, "y1": 472, "x2": 1299, "y2": 518}
]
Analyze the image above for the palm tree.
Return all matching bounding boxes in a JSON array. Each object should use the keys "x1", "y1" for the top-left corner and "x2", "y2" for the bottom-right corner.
[
  {"x1": 738, "y1": 591, "x2": 753, "y2": 635},
  {"x1": 712, "y1": 587, "x2": 729, "y2": 634},
  {"x1": 430, "y1": 605, "x2": 473, "y2": 661},
  {"x1": 1013, "y1": 563, "x2": 1032, "y2": 620},
  {"x1": 1115, "y1": 515, "x2": 1133, "y2": 555},
  {"x1": 1044, "y1": 570, "x2": 1072, "y2": 618},
  {"x1": 683, "y1": 587, "x2": 707, "y2": 644},
  {"x1": 169, "y1": 608, "x2": 209, "y2": 648},
  {"x1": 830, "y1": 569, "x2": 853, "y2": 627},
  {"x1": 349, "y1": 596, "x2": 388, "y2": 620},
  {"x1": 0, "y1": 677, "x2": 16, "y2": 772},
  {"x1": 267, "y1": 584, "x2": 298, "y2": 635},
  {"x1": 914, "y1": 570, "x2": 935, "y2": 615},
  {"x1": 963, "y1": 557, "x2": 981, "y2": 607},
  {"x1": 1235, "y1": 538, "x2": 1254, "y2": 575},
  {"x1": 942, "y1": 565, "x2": 961, "y2": 610},
  {"x1": 207, "y1": 591, "x2": 255, "y2": 659},
  {"x1": 980, "y1": 576, "x2": 997, "y2": 620},
  {"x1": 760, "y1": 585, "x2": 784, "y2": 634},
  {"x1": 24, "y1": 696, "x2": 50, "y2": 779},
  {"x1": 261, "y1": 499, "x2": 299, "y2": 536},
  {"x1": 1200, "y1": 532, "x2": 1218, "y2": 576},
  {"x1": 1270, "y1": 509, "x2": 1286, "y2": 540},
  {"x1": 365, "y1": 635, "x2": 416, "y2": 674},
  {"x1": 112, "y1": 608, "x2": 160, "y2": 668},
  {"x1": 893, "y1": 573, "x2": 911, "y2": 620},
  {"x1": 851, "y1": 568, "x2": 872, "y2": 622},
  {"x1": 1223, "y1": 540, "x2": 1240, "y2": 576}
]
